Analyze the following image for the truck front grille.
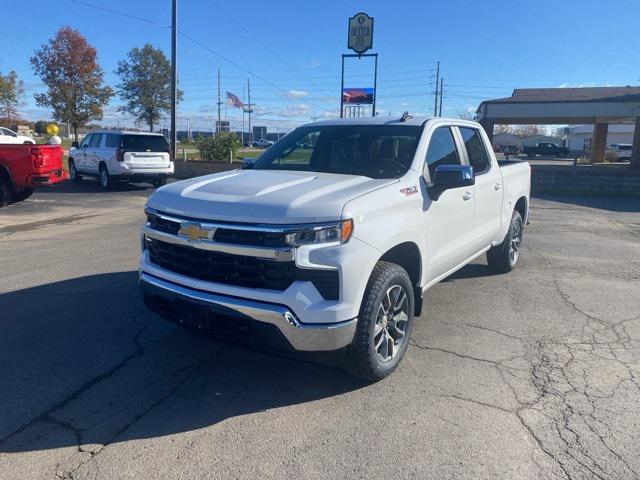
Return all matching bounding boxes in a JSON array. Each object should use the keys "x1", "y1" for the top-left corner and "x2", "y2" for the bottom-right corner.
[
  {"x1": 146, "y1": 238, "x2": 339, "y2": 300},
  {"x1": 147, "y1": 213, "x2": 287, "y2": 247}
]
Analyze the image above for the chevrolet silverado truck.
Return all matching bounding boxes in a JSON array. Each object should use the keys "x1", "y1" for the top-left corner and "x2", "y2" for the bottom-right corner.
[
  {"x1": 523, "y1": 142, "x2": 569, "y2": 158},
  {"x1": 0, "y1": 144, "x2": 66, "y2": 207},
  {"x1": 139, "y1": 116, "x2": 530, "y2": 381}
]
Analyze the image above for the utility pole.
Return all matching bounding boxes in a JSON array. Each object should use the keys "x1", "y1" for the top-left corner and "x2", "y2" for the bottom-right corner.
[
  {"x1": 216, "y1": 67, "x2": 221, "y2": 133},
  {"x1": 433, "y1": 60, "x2": 440, "y2": 117},
  {"x1": 247, "y1": 78, "x2": 252, "y2": 146},
  {"x1": 170, "y1": 0, "x2": 177, "y2": 157},
  {"x1": 439, "y1": 77, "x2": 444, "y2": 117},
  {"x1": 242, "y1": 85, "x2": 246, "y2": 148}
]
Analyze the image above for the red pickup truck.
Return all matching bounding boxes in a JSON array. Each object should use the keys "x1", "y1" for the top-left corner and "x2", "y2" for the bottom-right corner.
[{"x1": 0, "y1": 144, "x2": 67, "y2": 207}]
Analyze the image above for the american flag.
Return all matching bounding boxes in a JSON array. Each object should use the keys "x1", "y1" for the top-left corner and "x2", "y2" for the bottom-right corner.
[{"x1": 226, "y1": 91, "x2": 244, "y2": 109}]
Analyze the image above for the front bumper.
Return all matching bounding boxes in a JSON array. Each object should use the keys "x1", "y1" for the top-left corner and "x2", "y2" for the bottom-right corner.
[{"x1": 140, "y1": 272, "x2": 357, "y2": 352}]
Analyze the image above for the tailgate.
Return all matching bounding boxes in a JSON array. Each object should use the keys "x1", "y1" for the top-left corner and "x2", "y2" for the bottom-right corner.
[{"x1": 124, "y1": 151, "x2": 170, "y2": 168}]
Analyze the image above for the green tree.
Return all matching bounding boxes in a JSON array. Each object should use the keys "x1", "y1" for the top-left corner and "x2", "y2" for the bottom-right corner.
[
  {"x1": 30, "y1": 27, "x2": 112, "y2": 141},
  {"x1": 0, "y1": 70, "x2": 24, "y2": 122},
  {"x1": 115, "y1": 44, "x2": 182, "y2": 132},
  {"x1": 33, "y1": 120, "x2": 48, "y2": 135},
  {"x1": 196, "y1": 132, "x2": 240, "y2": 161}
]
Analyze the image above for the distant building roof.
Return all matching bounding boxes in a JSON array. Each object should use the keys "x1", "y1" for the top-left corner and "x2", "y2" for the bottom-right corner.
[{"x1": 487, "y1": 86, "x2": 640, "y2": 104}]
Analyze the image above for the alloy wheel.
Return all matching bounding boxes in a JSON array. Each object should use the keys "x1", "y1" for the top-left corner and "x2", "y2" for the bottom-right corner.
[
  {"x1": 509, "y1": 220, "x2": 522, "y2": 264},
  {"x1": 374, "y1": 284, "x2": 409, "y2": 362}
]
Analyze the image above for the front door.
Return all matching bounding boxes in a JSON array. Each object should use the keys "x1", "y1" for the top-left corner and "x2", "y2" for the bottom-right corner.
[
  {"x1": 77, "y1": 134, "x2": 92, "y2": 170},
  {"x1": 422, "y1": 126, "x2": 476, "y2": 281}
]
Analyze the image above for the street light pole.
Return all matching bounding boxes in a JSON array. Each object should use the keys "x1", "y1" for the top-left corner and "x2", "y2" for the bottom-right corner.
[{"x1": 170, "y1": 0, "x2": 177, "y2": 157}]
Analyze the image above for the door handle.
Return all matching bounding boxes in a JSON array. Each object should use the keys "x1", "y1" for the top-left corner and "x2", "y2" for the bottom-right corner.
[
  {"x1": 494, "y1": 182, "x2": 502, "y2": 191},
  {"x1": 463, "y1": 191, "x2": 473, "y2": 201}
]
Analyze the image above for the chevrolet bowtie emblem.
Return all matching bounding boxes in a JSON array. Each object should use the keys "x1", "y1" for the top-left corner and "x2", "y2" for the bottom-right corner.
[{"x1": 178, "y1": 222, "x2": 216, "y2": 242}]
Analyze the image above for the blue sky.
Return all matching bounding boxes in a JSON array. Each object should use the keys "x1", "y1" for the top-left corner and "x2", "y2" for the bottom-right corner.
[{"x1": 2, "y1": 0, "x2": 639, "y2": 132}]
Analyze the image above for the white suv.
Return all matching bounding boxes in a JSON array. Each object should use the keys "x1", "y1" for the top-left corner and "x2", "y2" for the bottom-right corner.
[
  {"x1": 69, "y1": 131, "x2": 174, "y2": 189},
  {"x1": 0, "y1": 127, "x2": 35, "y2": 144},
  {"x1": 608, "y1": 144, "x2": 632, "y2": 161}
]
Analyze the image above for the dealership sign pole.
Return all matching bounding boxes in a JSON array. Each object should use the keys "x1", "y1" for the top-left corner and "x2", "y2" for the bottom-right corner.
[{"x1": 341, "y1": 13, "x2": 378, "y2": 118}]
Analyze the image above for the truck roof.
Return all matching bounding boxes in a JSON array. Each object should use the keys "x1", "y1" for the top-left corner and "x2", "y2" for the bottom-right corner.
[
  {"x1": 303, "y1": 116, "x2": 483, "y2": 129},
  {"x1": 86, "y1": 130, "x2": 166, "y2": 136},
  {"x1": 304, "y1": 116, "x2": 435, "y2": 127}
]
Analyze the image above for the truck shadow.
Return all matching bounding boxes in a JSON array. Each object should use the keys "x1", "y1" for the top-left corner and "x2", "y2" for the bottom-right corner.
[{"x1": 0, "y1": 271, "x2": 364, "y2": 454}]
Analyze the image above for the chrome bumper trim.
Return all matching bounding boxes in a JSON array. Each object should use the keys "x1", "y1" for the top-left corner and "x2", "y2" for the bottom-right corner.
[
  {"x1": 142, "y1": 226, "x2": 295, "y2": 261},
  {"x1": 140, "y1": 273, "x2": 357, "y2": 351}
]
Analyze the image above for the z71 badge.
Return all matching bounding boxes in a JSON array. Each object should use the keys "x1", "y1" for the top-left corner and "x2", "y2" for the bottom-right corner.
[{"x1": 400, "y1": 186, "x2": 418, "y2": 196}]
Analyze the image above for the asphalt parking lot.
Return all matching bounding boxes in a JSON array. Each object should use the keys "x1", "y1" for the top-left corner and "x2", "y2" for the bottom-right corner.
[{"x1": 1, "y1": 179, "x2": 639, "y2": 480}]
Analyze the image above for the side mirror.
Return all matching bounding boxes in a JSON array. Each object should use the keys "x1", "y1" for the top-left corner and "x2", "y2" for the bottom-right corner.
[
  {"x1": 72, "y1": 141, "x2": 79, "y2": 148},
  {"x1": 240, "y1": 158, "x2": 255, "y2": 170},
  {"x1": 427, "y1": 165, "x2": 474, "y2": 201}
]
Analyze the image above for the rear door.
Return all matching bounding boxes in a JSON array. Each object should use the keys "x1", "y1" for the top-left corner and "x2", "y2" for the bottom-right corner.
[
  {"x1": 423, "y1": 126, "x2": 477, "y2": 279},
  {"x1": 121, "y1": 134, "x2": 171, "y2": 169},
  {"x1": 457, "y1": 126, "x2": 502, "y2": 251}
]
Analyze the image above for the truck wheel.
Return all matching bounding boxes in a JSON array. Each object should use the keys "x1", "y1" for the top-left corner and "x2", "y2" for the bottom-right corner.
[
  {"x1": 0, "y1": 175, "x2": 12, "y2": 207},
  {"x1": 11, "y1": 187, "x2": 34, "y2": 203},
  {"x1": 487, "y1": 210, "x2": 523, "y2": 273},
  {"x1": 344, "y1": 261, "x2": 415, "y2": 382},
  {"x1": 99, "y1": 164, "x2": 111, "y2": 190},
  {"x1": 68, "y1": 159, "x2": 82, "y2": 183}
]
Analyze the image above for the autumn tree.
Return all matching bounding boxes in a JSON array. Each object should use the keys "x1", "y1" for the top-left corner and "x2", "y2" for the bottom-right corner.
[
  {"x1": 0, "y1": 70, "x2": 24, "y2": 122},
  {"x1": 116, "y1": 44, "x2": 181, "y2": 131},
  {"x1": 30, "y1": 27, "x2": 112, "y2": 140}
]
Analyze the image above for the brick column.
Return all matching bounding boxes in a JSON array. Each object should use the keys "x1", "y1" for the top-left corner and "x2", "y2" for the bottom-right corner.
[
  {"x1": 631, "y1": 117, "x2": 640, "y2": 170},
  {"x1": 479, "y1": 119, "x2": 494, "y2": 144},
  {"x1": 590, "y1": 123, "x2": 608, "y2": 163}
]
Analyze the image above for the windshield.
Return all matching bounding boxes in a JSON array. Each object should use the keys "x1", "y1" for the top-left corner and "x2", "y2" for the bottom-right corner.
[
  {"x1": 121, "y1": 135, "x2": 170, "y2": 152},
  {"x1": 252, "y1": 125, "x2": 422, "y2": 179}
]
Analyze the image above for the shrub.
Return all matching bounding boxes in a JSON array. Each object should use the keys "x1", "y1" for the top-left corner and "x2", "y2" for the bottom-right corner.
[{"x1": 196, "y1": 132, "x2": 240, "y2": 161}]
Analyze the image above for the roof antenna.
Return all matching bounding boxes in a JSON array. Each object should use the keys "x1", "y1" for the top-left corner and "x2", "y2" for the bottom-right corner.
[{"x1": 399, "y1": 111, "x2": 413, "y2": 122}]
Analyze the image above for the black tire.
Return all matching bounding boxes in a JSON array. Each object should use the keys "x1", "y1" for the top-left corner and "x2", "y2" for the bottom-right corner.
[
  {"x1": 153, "y1": 177, "x2": 167, "y2": 188},
  {"x1": 98, "y1": 164, "x2": 110, "y2": 190},
  {"x1": 344, "y1": 261, "x2": 415, "y2": 382},
  {"x1": 0, "y1": 174, "x2": 12, "y2": 208},
  {"x1": 68, "y1": 159, "x2": 82, "y2": 183},
  {"x1": 487, "y1": 210, "x2": 524, "y2": 273},
  {"x1": 11, "y1": 187, "x2": 34, "y2": 203}
]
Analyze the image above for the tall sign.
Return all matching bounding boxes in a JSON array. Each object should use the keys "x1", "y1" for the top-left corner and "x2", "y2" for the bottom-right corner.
[
  {"x1": 341, "y1": 12, "x2": 377, "y2": 118},
  {"x1": 348, "y1": 13, "x2": 374, "y2": 54}
]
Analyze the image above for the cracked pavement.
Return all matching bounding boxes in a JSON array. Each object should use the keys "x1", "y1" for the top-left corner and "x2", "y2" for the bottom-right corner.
[{"x1": 1, "y1": 183, "x2": 639, "y2": 479}]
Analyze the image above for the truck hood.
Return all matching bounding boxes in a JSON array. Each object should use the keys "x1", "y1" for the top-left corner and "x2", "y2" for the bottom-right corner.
[{"x1": 146, "y1": 169, "x2": 396, "y2": 224}]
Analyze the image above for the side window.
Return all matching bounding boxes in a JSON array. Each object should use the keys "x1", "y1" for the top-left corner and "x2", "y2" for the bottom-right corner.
[
  {"x1": 90, "y1": 134, "x2": 103, "y2": 148},
  {"x1": 80, "y1": 134, "x2": 92, "y2": 148},
  {"x1": 105, "y1": 134, "x2": 120, "y2": 148},
  {"x1": 425, "y1": 127, "x2": 461, "y2": 177},
  {"x1": 459, "y1": 127, "x2": 490, "y2": 175}
]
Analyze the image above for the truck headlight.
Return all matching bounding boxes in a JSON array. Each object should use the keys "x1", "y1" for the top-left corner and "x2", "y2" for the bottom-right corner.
[{"x1": 285, "y1": 219, "x2": 353, "y2": 246}]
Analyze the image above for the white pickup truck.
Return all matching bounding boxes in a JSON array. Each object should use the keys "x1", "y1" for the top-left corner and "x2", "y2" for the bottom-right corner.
[{"x1": 139, "y1": 116, "x2": 530, "y2": 381}]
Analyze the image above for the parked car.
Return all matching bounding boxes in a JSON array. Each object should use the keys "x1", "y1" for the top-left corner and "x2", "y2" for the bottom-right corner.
[
  {"x1": 252, "y1": 138, "x2": 273, "y2": 148},
  {"x1": 607, "y1": 143, "x2": 632, "y2": 161},
  {"x1": 139, "y1": 116, "x2": 531, "y2": 381},
  {"x1": 68, "y1": 130, "x2": 174, "y2": 190},
  {"x1": 522, "y1": 142, "x2": 569, "y2": 158},
  {"x1": 0, "y1": 127, "x2": 35, "y2": 144},
  {"x1": 0, "y1": 144, "x2": 66, "y2": 207}
]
